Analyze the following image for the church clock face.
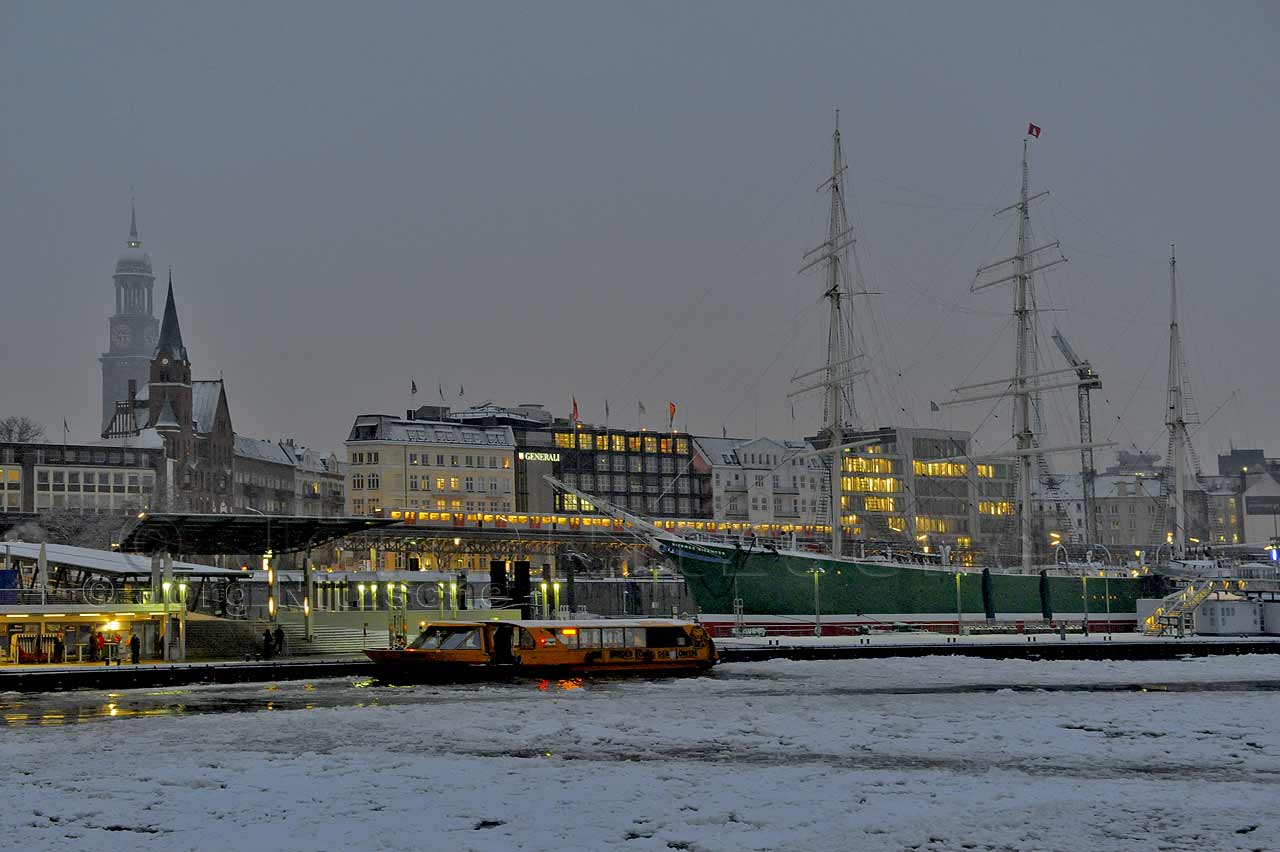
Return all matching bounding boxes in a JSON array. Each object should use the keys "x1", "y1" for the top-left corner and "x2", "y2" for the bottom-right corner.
[{"x1": 111, "y1": 324, "x2": 131, "y2": 347}]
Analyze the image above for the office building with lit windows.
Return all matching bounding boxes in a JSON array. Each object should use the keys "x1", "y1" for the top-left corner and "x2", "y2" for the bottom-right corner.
[
  {"x1": 548, "y1": 426, "x2": 711, "y2": 519},
  {"x1": 809, "y1": 425, "x2": 1015, "y2": 557}
]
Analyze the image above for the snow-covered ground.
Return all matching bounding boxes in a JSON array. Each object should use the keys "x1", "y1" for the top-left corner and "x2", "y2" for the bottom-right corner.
[{"x1": 5, "y1": 656, "x2": 1280, "y2": 851}]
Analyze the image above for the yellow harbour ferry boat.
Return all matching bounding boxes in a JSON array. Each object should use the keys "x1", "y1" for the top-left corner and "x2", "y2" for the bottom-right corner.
[{"x1": 364, "y1": 618, "x2": 717, "y2": 680}]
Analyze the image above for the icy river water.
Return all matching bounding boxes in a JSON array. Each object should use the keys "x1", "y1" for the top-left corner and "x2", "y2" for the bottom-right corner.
[{"x1": 4, "y1": 655, "x2": 1279, "y2": 851}]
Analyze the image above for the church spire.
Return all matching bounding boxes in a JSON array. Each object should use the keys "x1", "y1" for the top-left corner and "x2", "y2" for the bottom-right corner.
[
  {"x1": 155, "y1": 269, "x2": 188, "y2": 362},
  {"x1": 128, "y1": 198, "x2": 141, "y2": 248}
]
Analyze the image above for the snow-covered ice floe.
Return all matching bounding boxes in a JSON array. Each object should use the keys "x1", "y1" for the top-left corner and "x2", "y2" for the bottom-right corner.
[{"x1": 4, "y1": 655, "x2": 1279, "y2": 851}]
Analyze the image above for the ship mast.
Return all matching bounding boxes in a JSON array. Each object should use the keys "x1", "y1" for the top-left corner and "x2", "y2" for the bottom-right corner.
[
  {"x1": 948, "y1": 131, "x2": 1085, "y2": 572},
  {"x1": 795, "y1": 114, "x2": 860, "y2": 557},
  {"x1": 1011, "y1": 142, "x2": 1036, "y2": 572},
  {"x1": 1166, "y1": 245, "x2": 1187, "y2": 559}
]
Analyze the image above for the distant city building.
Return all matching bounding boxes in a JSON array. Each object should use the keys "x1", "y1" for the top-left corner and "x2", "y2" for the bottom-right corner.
[
  {"x1": 99, "y1": 203, "x2": 161, "y2": 431},
  {"x1": 344, "y1": 414, "x2": 516, "y2": 516},
  {"x1": 282, "y1": 440, "x2": 345, "y2": 517},
  {"x1": 0, "y1": 441, "x2": 162, "y2": 517},
  {"x1": 233, "y1": 436, "x2": 298, "y2": 515},
  {"x1": 810, "y1": 426, "x2": 1014, "y2": 558},
  {"x1": 550, "y1": 425, "x2": 710, "y2": 519},
  {"x1": 694, "y1": 436, "x2": 824, "y2": 526},
  {"x1": 101, "y1": 280, "x2": 235, "y2": 512}
]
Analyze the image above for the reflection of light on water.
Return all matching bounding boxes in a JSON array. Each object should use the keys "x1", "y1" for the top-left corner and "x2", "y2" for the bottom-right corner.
[{"x1": 536, "y1": 679, "x2": 584, "y2": 692}]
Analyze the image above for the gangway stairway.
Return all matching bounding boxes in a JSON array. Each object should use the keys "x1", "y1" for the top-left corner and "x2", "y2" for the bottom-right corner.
[{"x1": 1143, "y1": 581, "x2": 1222, "y2": 636}]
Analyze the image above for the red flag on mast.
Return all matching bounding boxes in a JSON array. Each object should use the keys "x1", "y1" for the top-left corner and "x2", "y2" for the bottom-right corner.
[
  {"x1": 1027, "y1": 123, "x2": 1042, "y2": 138},
  {"x1": 572, "y1": 397, "x2": 579, "y2": 423},
  {"x1": 668, "y1": 401, "x2": 677, "y2": 429}
]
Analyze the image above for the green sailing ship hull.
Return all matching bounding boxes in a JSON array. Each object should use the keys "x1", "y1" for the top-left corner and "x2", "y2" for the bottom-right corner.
[{"x1": 660, "y1": 539, "x2": 1164, "y2": 621}]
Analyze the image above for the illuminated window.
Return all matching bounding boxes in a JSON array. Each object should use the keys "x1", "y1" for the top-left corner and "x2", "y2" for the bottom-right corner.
[
  {"x1": 450, "y1": 477, "x2": 460, "y2": 490},
  {"x1": 644, "y1": 436, "x2": 658, "y2": 453},
  {"x1": 843, "y1": 476, "x2": 900, "y2": 493},
  {"x1": 611, "y1": 435, "x2": 626, "y2": 452},
  {"x1": 554, "y1": 432, "x2": 574, "y2": 449},
  {"x1": 843, "y1": 456, "x2": 894, "y2": 474},
  {"x1": 913, "y1": 460, "x2": 968, "y2": 477},
  {"x1": 976, "y1": 464, "x2": 995, "y2": 479},
  {"x1": 628, "y1": 436, "x2": 641, "y2": 452},
  {"x1": 864, "y1": 496, "x2": 895, "y2": 512},
  {"x1": 660, "y1": 438, "x2": 673, "y2": 453},
  {"x1": 979, "y1": 500, "x2": 1013, "y2": 516},
  {"x1": 915, "y1": 516, "x2": 949, "y2": 533},
  {"x1": 436, "y1": 477, "x2": 446, "y2": 490},
  {"x1": 887, "y1": 517, "x2": 906, "y2": 532},
  {"x1": 596, "y1": 435, "x2": 609, "y2": 451},
  {"x1": 676, "y1": 438, "x2": 689, "y2": 455}
]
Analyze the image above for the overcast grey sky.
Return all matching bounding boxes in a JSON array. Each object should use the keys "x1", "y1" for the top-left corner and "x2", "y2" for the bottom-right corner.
[{"x1": 2, "y1": 1, "x2": 1277, "y2": 469}]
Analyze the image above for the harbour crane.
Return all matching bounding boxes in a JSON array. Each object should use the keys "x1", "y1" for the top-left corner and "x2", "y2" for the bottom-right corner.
[{"x1": 1051, "y1": 328, "x2": 1102, "y2": 546}]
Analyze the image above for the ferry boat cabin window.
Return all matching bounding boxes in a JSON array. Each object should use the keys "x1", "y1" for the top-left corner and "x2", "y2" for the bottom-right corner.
[
  {"x1": 576, "y1": 628, "x2": 601, "y2": 648},
  {"x1": 518, "y1": 628, "x2": 537, "y2": 649},
  {"x1": 439, "y1": 629, "x2": 482, "y2": 651},
  {"x1": 411, "y1": 626, "x2": 480, "y2": 650},
  {"x1": 623, "y1": 628, "x2": 645, "y2": 647},
  {"x1": 601, "y1": 627, "x2": 625, "y2": 648},
  {"x1": 646, "y1": 626, "x2": 689, "y2": 647}
]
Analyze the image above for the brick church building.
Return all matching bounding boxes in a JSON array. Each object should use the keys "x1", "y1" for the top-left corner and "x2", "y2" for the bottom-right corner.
[{"x1": 100, "y1": 209, "x2": 234, "y2": 512}]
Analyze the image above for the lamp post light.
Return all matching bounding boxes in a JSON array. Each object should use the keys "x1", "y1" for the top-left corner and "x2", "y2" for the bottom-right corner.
[
  {"x1": 448, "y1": 581, "x2": 458, "y2": 619},
  {"x1": 437, "y1": 582, "x2": 445, "y2": 619},
  {"x1": 954, "y1": 571, "x2": 964, "y2": 636},
  {"x1": 807, "y1": 567, "x2": 824, "y2": 637},
  {"x1": 1081, "y1": 574, "x2": 1090, "y2": 636},
  {"x1": 178, "y1": 582, "x2": 188, "y2": 661},
  {"x1": 161, "y1": 580, "x2": 172, "y2": 662},
  {"x1": 356, "y1": 582, "x2": 366, "y2": 611},
  {"x1": 552, "y1": 580, "x2": 561, "y2": 619},
  {"x1": 1103, "y1": 569, "x2": 1111, "y2": 638},
  {"x1": 539, "y1": 580, "x2": 549, "y2": 619}
]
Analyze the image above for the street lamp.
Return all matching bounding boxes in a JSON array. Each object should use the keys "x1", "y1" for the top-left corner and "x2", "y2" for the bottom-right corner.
[
  {"x1": 436, "y1": 581, "x2": 445, "y2": 619},
  {"x1": 552, "y1": 580, "x2": 561, "y2": 619},
  {"x1": 178, "y1": 582, "x2": 188, "y2": 660},
  {"x1": 954, "y1": 571, "x2": 964, "y2": 636},
  {"x1": 807, "y1": 567, "x2": 824, "y2": 637},
  {"x1": 539, "y1": 580, "x2": 549, "y2": 619},
  {"x1": 161, "y1": 580, "x2": 172, "y2": 661}
]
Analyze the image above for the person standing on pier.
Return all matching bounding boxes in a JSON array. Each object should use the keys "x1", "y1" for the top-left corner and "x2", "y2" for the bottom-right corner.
[
  {"x1": 129, "y1": 630, "x2": 141, "y2": 664},
  {"x1": 262, "y1": 627, "x2": 274, "y2": 660},
  {"x1": 273, "y1": 625, "x2": 286, "y2": 658}
]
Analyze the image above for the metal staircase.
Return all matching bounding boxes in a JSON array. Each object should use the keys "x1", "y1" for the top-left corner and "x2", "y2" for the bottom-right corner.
[{"x1": 1143, "y1": 581, "x2": 1220, "y2": 636}]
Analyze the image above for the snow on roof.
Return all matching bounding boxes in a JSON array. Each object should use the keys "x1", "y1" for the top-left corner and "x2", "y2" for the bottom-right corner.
[
  {"x1": 0, "y1": 541, "x2": 240, "y2": 576},
  {"x1": 234, "y1": 435, "x2": 295, "y2": 466},
  {"x1": 191, "y1": 381, "x2": 222, "y2": 434},
  {"x1": 692, "y1": 435, "x2": 818, "y2": 468},
  {"x1": 95, "y1": 428, "x2": 166, "y2": 450}
]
